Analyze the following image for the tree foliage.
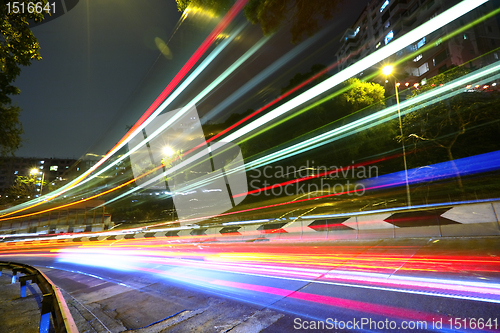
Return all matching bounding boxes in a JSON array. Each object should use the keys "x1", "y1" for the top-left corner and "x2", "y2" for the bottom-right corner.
[
  {"x1": 0, "y1": 0, "x2": 47, "y2": 104},
  {"x1": 281, "y1": 64, "x2": 327, "y2": 96},
  {"x1": 175, "y1": 0, "x2": 344, "y2": 43},
  {"x1": 0, "y1": 104, "x2": 23, "y2": 155},
  {"x1": 338, "y1": 78, "x2": 386, "y2": 115},
  {"x1": 401, "y1": 66, "x2": 500, "y2": 190},
  {"x1": 0, "y1": 1, "x2": 48, "y2": 155},
  {"x1": 176, "y1": 0, "x2": 233, "y2": 15},
  {"x1": 245, "y1": 0, "x2": 342, "y2": 43},
  {"x1": 5, "y1": 173, "x2": 47, "y2": 201}
]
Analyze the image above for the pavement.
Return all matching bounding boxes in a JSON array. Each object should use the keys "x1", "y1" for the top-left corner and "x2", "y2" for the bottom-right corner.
[{"x1": 0, "y1": 270, "x2": 45, "y2": 333}]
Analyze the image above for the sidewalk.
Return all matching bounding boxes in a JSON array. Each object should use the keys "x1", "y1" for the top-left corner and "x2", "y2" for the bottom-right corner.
[{"x1": 0, "y1": 270, "x2": 44, "y2": 333}]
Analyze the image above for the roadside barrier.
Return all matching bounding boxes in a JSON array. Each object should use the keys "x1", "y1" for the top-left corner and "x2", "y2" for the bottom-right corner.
[{"x1": 0, "y1": 261, "x2": 78, "y2": 333}]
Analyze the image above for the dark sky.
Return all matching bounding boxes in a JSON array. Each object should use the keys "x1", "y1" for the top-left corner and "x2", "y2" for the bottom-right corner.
[
  {"x1": 12, "y1": 0, "x2": 369, "y2": 159},
  {"x1": 13, "y1": 0, "x2": 183, "y2": 158}
]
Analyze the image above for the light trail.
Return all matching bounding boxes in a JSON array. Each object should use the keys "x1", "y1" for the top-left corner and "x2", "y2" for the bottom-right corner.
[
  {"x1": 1, "y1": 0, "x2": 496, "y2": 231},
  {"x1": 3, "y1": 239, "x2": 500, "y2": 308},
  {"x1": 70, "y1": 34, "x2": 271, "y2": 209},
  {"x1": 0, "y1": 0, "x2": 248, "y2": 218},
  {"x1": 101, "y1": 60, "x2": 500, "y2": 213},
  {"x1": 222, "y1": 0, "x2": 488, "y2": 143},
  {"x1": 101, "y1": 0, "x2": 495, "y2": 206},
  {"x1": 24, "y1": 0, "x2": 490, "y2": 209},
  {"x1": 232, "y1": 153, "x2": 404, "y2": 198}
]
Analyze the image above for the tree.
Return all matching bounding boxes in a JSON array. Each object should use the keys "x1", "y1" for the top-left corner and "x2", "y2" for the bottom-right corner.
[
  {"x1": 239, "y1": 74, "x2": 388, "y2": 165},
  {"x1": 6, "y1": 173, "x2": 47, "y2": 201},
  {"x1": 175, "y1": 0, "x2": 344, "y2": 43},
  {"x1": 337, "y1": 78, "x2": 386, "y2": 116},
  {"x1": 281, "y1": 64, "x2": 327, "y2": 96},
  {"x1": 1, "y1": 1, "x2": 47, "y2": 104},
  {"x1": 176, "y1": 0, "x2": 233, "y2": 15},
  {"x1": 1, "y1": 1, "x2": 48, "y2": 155},
  {"x1": 401, "y1": 66, "x2": 499, "y2": 190},
  {"x1": 0, "y1": 104, "x2": 23, "y2": 155},
  {"x1": 244, "y1": 0, "x2": 342, "y2": 43}
]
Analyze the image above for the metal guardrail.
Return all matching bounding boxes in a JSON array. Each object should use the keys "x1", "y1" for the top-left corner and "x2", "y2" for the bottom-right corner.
[{"x1": 0, "y1": 261, "x2": 79, "y2": 333}]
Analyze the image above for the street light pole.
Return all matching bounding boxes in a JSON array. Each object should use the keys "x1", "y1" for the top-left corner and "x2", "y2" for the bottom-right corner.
[
  {"x1": 382, "y1": 65, "x2": 412, "y2": 207},
  {"x1": 30, "y1": 168, "x2": 45, "y2": 198},
  {"x1": 39, "y1": 171, "x2": 45, "y2": 197},
  {"x1": 394, "y1": 82, "x2": 412, "y2": 207}
]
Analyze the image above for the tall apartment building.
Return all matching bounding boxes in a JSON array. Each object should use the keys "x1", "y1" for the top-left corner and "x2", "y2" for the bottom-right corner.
[
  {"x1": 335, "y1": 0, "x2": 500, "y2": 84},
  {"x1": 0, "y1": 157, "x2": 77, "y2": 196}
]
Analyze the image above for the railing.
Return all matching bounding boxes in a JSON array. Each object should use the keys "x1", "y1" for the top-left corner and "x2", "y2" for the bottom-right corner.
[{"x1": 0, "y1": 261, "x2": 79, "y2": 333}]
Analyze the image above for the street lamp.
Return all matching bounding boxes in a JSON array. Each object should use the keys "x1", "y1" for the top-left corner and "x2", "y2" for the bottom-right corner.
[
  {"x1": 162, "y1": 146, "x2": 176, "y2": 221},
  {"x1": 163, "y1": 146, "x2": 174, "y2": 158},
  {"x1": 382, "y1": 65, "x2": 412, "y2": 207},
  {"x1": 30, "y1": 168, "x2": 45, "y2": 197}
]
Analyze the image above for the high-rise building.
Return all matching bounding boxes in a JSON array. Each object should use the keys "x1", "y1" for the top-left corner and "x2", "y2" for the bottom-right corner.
[
  {"x1": 335, "y1": 0, "x2": 500, "y2": 84},
  {"x1": 0, "y1": 157, "x2": 77, "y2": 197}
]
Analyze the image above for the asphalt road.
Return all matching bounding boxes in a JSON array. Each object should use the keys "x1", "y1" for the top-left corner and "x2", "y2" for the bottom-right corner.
[{"x1": 1, "y1": 237, "x2": 500, "y2": 332}]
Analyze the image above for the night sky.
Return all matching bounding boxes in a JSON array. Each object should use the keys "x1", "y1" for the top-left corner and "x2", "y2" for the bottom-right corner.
[
  {"x1": 13, "y1": 0, "x2": 183, "y2": 158},
  {"x1": 12, "y1": 0, "x2": 369, "y2": 159}
]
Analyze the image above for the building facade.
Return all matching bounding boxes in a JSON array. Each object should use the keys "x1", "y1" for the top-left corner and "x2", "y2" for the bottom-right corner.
[
  {"x1": 0, "y1": 157, "x2": 77, "y2": 197},
  {"x1": 335, "y1": 0, "x2": 500, "y2": 85}
]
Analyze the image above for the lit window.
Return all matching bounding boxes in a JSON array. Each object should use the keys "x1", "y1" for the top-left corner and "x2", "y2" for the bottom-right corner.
[
  {"x1": 384, "y1": 21, "x2": 390, "y2": 29},
  {"x1": 14, "y1": 171, "x2": 18, "y2": 174},
  {"x1": 384, "y1": 30, "x2": 394, "y2": 45},
  {"x1": 463, "y1": 33, "x2": 468, "y2": 40},
  {"x1": 40, "y1": 166, "x2": 44, "y2": 169},
  {"x1": 354, "y1": 26, "x2": 360, "y2": 36},
  {"x1": 417, "y1": 37, "x2": 426, "y2": 49},
  {"x1": 40, "y1": 161, "x2": 44, "y2": 164},
  {"x1": 376, "y1": 42, "x2": 381, "y2": 49},
  {"x1": 77, "y1": 167, "x2": 80, "y2": 171},
  {"x1": 413, "y1": 54, "x2": 422, "y2": 62},
  {"x1": 418, "y1": 62, "x2": 429, "y2": 75},
  {"x1": 380, "y1": 0, "x2": 389, "y2": 12},
  {"x1": 50, "y1": 165, "x2": 58, "y2": 171}
]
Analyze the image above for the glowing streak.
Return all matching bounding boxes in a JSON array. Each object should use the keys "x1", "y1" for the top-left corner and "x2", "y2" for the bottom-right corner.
[
  {"x1": 240, "y1": 63, "x2": 500, "y2": 173},
  {"x1": 0, "y1": 23, "x2": 246, "y2": 219},
  {"x1": 55, "y1": 23, "x2": 247, "y2": 190},
  {"x1": 210, "y1": 280, "x2": 453, "y2": 323},
  {"x1": 37, "y1": 0, "x2": 490, "y2": 214},
  {"x1": 142, "y1": 148, "x2": 500, "y2": 227},
  {"x1": 95, "y1": 37, "x2": 270, "y2": 207},
  {"x1": 152, "y1": 1, "x2": 495, "y2": 197},
  {"x1": 0, "y1": 164, "x2": 163, "y2": 222},
  {"x1": 147, "y1": 61, "x2": 500, "y2": 202},
  {"x1": 74, "y1": 35, "x2": 269, "y2": 209},
  {"x1": 93, "y1": 0, "x2": 248, "y2": 168},
  {"x1": 185, "y1": 58, "x2": 338, "y2": 156},
  {"x1": 222, "y1": 0, "x2": 488, "y2": 143},
  {"x1": 233, "y1": 153, "x2": 402, "y2": 198},
  {"x1": 202, "y1": 27, "x2": 329, "y2": 121},
  {"x1": 2, "y1": 0, "x2": 489, "y2": 222},
  {"x1": 0, "y1": 0, "x2": 248, "y2": 217}
]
